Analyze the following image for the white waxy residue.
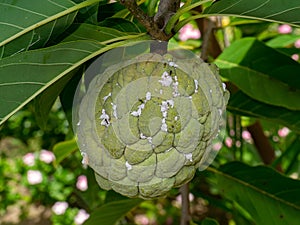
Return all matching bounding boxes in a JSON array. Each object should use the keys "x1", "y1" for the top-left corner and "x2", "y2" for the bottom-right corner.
[
  {"x1": 77, "y1": 120, "x2": 81, "y2": 126},
  {"x1": 103, "y1": 92, "x2": 111, "y2": 101},
  {"x1": 194, "y1": 79, "x2": 199, "y2": 93},
  {"x1": 140, "y1": 133, "x2": 147, "y2": 139},
  {"x1": 218, "y1": 109, "x2": 223, "y2": 116},
  {"x1": 111, "y1": 103, "x2": 118, "y2": 119},
  {"x1": 161, "y1": 118, "x2": 168, "y2": 132},
  {"x1": 81, "y1": 152, "x2": 89, "y2": 166},
  {"x1": 184, "y1": 153, "x2": 193, "y2": 162},
  {"x1": 125, "y1": 161, "x2": 132, "y2": 170},
  {"x1": 166, "y1": 99, "x2": 174, "y2": 108},
  {"x1": 100, "y1": 109, "x2": 110, "y2": 127},
  {"x1": 146, "y1": 91, "x2": 151, "y2": 101},
  {"x1": 159, "y1": 71, "x2": 173, "y2": 87},
  {"x1": 174, "y1": 116, "x2": 178, "y2": 121},
  {"x1": 161, "y1": 101, "x2": 169, "y2": 113},
  {"x1": 162, "y1": 111, "x2": 168, "y2": 118},
  {"x1": 168, "y1": 61, "x2": 178, "y2": 68},
  {"x1": 147, "y1": 136, "x2": 153, "y2": 144},
  {"x1": 172, "y1": 81, "x2": 179, "y2": 97},
  {"x1": 131, "y1": 103, "x2": 145, "y2": 117},
  {"x1": 222, "y1": 82, "x2": 226, "y2": 91}
]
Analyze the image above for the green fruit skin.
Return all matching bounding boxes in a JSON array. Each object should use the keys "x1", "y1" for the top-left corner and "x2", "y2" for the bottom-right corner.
[{"x1": 77, "y1": 53, "x2": 229, "y2": 199}]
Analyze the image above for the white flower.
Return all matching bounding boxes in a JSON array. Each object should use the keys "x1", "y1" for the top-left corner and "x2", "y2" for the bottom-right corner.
[
  {"x1": 76, "y1": 175, "x2": 88, "y2": 191},
  {"x1": 74, "y1": 209, "x2": 90, "y2": 225},
  {"x1": 23, "y1": 153, "x2": 35, "y2": 166},
  {"x1": 52, "y1": 201, "x2": 69, "y2": 215},
  {"x1": 27, "y1": 170, "x2": 43, "y2": 185},
  {"x1": 39, "y1": 149, "x2": 55, "y2": 164}
]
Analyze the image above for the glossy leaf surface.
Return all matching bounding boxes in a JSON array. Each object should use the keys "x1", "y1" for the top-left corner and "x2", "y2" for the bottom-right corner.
[
  {"x1": 205, "y1": 0, "x2": 300, "y2": 27},
  {"x1": 215, "y1": 38, "x2": 300, "y2": 110},
  {"x1": 209, "y1": 162, "x2": 300, "y2": 225}
]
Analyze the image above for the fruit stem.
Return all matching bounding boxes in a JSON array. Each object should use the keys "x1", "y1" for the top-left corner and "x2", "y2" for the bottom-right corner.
[
  {"x1": 180, "y1": 183, "x2": 191, "y2": 225},
  {"x1": 150, "y1": 41, "x2": 168, "y2": 55}
]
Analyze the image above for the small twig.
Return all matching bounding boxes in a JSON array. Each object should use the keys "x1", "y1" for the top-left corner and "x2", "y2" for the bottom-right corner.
[
  {"x1": 180, "y1": 183, "x2": 190, "y2": 225},
  {"x1": 120, "y1": 0, "x2": 154, "y2": 29},
  {"x1": 154, "y1": 0, "x2": 181, "y2": 30},
  {"x1": 120, "y1": 0, "x2": 180, "y2": 41}
]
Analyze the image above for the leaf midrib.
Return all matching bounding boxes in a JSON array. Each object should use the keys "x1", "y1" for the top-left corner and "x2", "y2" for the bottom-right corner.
[{"x1": 0, "y1": 0, "x2": 102, "y2": 47}]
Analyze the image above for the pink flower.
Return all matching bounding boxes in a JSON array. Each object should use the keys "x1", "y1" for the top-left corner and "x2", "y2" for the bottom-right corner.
[
  {"x1": 27, "y1": 170, "x2": 43, "y2": 185},
  {"x1": 242, "y1": 130, "x2": 252, "y2": 141},
  {"x1": 74, "y1": 209, "x2": 90, "y2": 225},
  {"x1": 291, "y1": 54, "x2": 299, "y2": 61},
  {"x1": 178, "y1": 24, "x2": 201, "y2": 41},
  {"x1": 39, "y1": 149, "x2": 55, "y2": 164},
  {"x1": 278, "y1": 24, "x2": 292, "y2": 34},
  {"x1": 278, "y1": 127, "x2": 290, "y2": 138},
  {"x1": 174, "y1": 193, "x2": 194, "y2": 206},
  {"x1": 52, "y1": 201, "x2": 69, "y2": 215},
  {"x1": 23, "y1": 153, "x2": 35, "y2": 166},
  {"x1": 294, "y1": 39, "x2": 300, "y2": 48},
  {"x1": 76, "y1": 175, "x2": 88, "y2": 191},
  {"x1": 135, "y1": 214, "x2": 150, "y2": 225},
  {"x1": 212, "y1": 142, "x2": 222, "y2": 151},
  {"x1": 225, "y1": 137, "x2": 233, "y2": 148}
]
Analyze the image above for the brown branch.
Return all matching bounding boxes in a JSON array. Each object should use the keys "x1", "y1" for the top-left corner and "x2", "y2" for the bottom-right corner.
[
  {"x1": 247, "y1": 121, "x2": 283, "y2": 171},
  {"x1": 195, "y1": 7, "x2": 222, "y2": 61},
  {"x1": 154, "y1": 0, "x2": 181, "y2": 29},
  {"x1": 120, "y1": 0, "x2": 180, "y2": 41},
  {"x1": 180, "y1": 183, "x2": 191, "y2": 225}
]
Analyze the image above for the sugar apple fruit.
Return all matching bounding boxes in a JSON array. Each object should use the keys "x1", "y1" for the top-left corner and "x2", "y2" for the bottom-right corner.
[{"x1": 75, "y1": 50, "x2": 229, "y2": 199}]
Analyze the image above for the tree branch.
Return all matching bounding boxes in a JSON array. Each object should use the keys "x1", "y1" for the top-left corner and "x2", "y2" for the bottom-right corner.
[
  {"x1": 120, "y1": 0, "x2": 180, "y2": 41},
  {"x1": 154, "y1": 0, "x2": 181, "y2": 30},
  {"x1": 247, "y1": 121, "x2": 283, "y2": 171}
]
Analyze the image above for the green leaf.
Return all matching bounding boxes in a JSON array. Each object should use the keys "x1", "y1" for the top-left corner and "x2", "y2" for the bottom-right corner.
[
  {"x1": 266, "y1": 34, "x2": 300, "y2": 48},
  {"x1": 32, "y1": 67, "x2": 79, "y2": 129},
  {"x1": 53, "y1": 139, "x2": 78, "y2": 165},
  {"x1": 0, "y1": 0, "x2": 102, "y2": 58},
  {"x1": 208, "y1": 162, "x2": 300, "y2": 225},
  {"x1": 62, "y1": 23, "x2": 143, "y2": 43},
  {"x1": 60, "y1": 66, "x2": 84, "y2": 127},
  {"x1": 215, "y1": 38, "x2": 300, "y2": 110},
  {"x1": 84, "y1": 199, "x2": 143, "y2": 225},
  {"x1": 0, "y1": 35, "x2": 150, "y2": 126},
  {"x1": 72, "y1": 0, "x2": 100, "y2": 24},
  {"x1": 98, "y1": 2, "x2": 126, "y2": 21},
  {"x1": 99, "y1": 18, "x2": 144, "y2": 33},
  {"x1": 228, "y1": 91, "x2": 300, "y2": 134},
  {"x1": 204, "y1": 0, "x2": 300, "y2": 27},
  {"x1": 201, "y1": 218, "x2": 220, "y2": 225}
]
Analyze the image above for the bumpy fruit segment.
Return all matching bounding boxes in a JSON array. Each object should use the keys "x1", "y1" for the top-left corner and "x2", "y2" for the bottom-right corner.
[{"x1": 76, "y1": 52, "x2": 229, "y2": 199}]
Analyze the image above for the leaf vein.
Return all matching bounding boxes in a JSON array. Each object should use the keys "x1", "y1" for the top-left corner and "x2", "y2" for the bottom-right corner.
[{"x1": 240, "y1": 0, "x2": 270, "y2": 15}]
